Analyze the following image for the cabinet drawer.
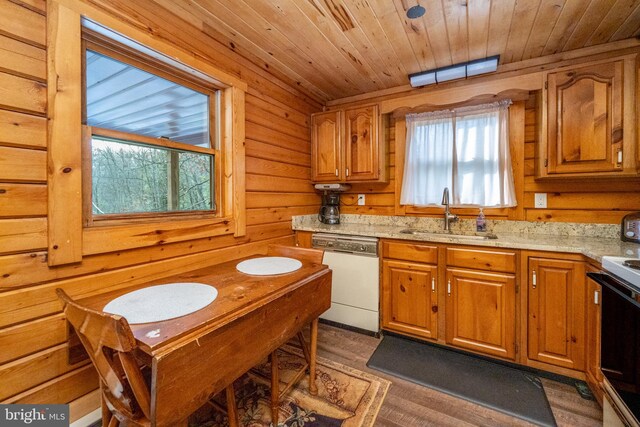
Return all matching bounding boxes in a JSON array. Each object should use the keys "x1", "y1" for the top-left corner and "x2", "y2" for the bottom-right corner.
[
  {"x1": 446, "y1": 247, "x2": 516, "y2": 273},
  {"x1": 382, "y1": 240, "x2": 438, "y2": 264}
]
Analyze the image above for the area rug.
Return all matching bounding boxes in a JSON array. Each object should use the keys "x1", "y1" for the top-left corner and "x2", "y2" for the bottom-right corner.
[
  {"x1": 367, "y1": 335, "x2": 556, "y2": 427},
  {"x1": 190, "y1": 346, "x2": 390, "y2": 427}
]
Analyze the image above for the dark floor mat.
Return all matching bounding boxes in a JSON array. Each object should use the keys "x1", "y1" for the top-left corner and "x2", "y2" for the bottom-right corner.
[{"x1": 367, "y1": 335, "x2": 556, "y2": 427}]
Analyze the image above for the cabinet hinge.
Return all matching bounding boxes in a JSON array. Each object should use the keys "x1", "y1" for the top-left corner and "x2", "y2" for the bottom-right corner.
[
  {"x1": 515, "y1": 283, "x2": 519, "y2": 294},
  {"x1": 544, "y1": 81, "x2": 548, "y2": 90},
  {"x1": 544, "y1": 159, "x2": 548, "y2": 167}
]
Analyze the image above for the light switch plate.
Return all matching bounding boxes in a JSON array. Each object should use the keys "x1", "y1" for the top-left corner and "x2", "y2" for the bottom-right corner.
[
  {"x1": 534, "y1": 193, "x2": 547, "y2": 209},
  {"x1": 357, "y1": 194, "x2": 365, "y2": 206}
]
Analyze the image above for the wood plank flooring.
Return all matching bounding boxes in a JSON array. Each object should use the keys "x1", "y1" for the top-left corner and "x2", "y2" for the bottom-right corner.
[{"x1": 313, "y1": 323, "x2": 602, "y2": 427}]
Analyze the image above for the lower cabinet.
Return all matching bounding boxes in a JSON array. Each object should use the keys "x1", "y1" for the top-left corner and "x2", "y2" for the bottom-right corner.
[
  {"x1": 445, "y1": 268, "x2": 516, "y2": 360},
  {"x1": 527, "y1": 256, "x2": 587, "y2": 371},
  {"x1": 381, "y1": 240, "x2": 517, "y2": 360},
  {"x1": 382, "y1": 260, "x2": 438, "y2": 340}
]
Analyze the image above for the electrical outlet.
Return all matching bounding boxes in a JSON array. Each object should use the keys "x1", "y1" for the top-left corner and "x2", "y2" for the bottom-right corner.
[
  {"x1": 534, "y1": 193, "x2": 547, "y2": 209},
  {"x1": 357, "y1": 194, "x2": 365, "y2": 206}
]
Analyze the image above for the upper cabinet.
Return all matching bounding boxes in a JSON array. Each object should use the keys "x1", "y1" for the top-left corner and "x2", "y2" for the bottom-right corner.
[
  {"x1": 311, "y1": 105, "x2": 387, "y2": 183},
  {"x1": 538, "y1": 56, "x2": 638, "y2": 179},
  {"x1": 310, "y1": 110, "x2": 342, "y2": 182}
]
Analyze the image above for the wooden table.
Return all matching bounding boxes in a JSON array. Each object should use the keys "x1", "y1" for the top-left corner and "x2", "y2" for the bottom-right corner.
[{"x1": 77, "y1": 254, "x2": 332, "y2": 426}]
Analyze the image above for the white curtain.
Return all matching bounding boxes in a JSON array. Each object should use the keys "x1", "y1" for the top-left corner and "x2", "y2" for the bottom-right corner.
[{"x1": 400, "y1": 100, "x2": 516, "y2": 207}]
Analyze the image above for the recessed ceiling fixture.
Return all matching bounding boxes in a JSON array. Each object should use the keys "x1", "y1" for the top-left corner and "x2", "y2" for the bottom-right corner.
[
  {"x1": 408, "y1": 55, "x2": 500, "y2": 87},
  {"x1": 406, "y1": 4, "x2": 426, "y2": 19}
]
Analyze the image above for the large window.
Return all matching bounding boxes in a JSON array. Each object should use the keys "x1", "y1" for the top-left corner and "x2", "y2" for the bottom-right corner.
[
  {"x1": 83, "y1": 32, "x2": 219, "y2": 221},
  {"x1": 400, "y1": 100, "x2": 516, "y2": 208}
]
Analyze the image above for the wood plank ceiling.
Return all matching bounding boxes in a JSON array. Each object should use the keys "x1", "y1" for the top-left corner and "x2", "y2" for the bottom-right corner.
[{"x1": 152, "y1": 0, "x2": 640, "y2": 103}]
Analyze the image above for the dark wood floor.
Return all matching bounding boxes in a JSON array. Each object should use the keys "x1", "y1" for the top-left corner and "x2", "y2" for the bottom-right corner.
[{"x1": 313, "y1": 324, "x2": 603, "y2": 427}]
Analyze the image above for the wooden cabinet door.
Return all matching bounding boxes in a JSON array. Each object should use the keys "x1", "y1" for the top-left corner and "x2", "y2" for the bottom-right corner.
[
  {"x1": 586, "y1": 273, "x2": 603, "y2": 401},
  {"x1": 445, "y1": 268, "x2": 516, "y2": 360},
  {"x1": 528, "y1": 258, "x2": 586, "y2": 370},
  {"x1": 382, "y1": 260, "x2": 438, "y2": 340},
  {"x1": 545, "y1": 61, "x2": 624, "y2": 175},
  {"x1": 344, "y1": 105, "x2": 379, "y2": 182},
  {"x1": 311, "y1": 110, "x2": 342, "y2": 182}
]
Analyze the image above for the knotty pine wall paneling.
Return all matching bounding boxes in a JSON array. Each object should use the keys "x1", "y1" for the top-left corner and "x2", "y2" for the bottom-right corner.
[
  {"x1": 0, "y1": 0, "x2": 319, "y2": 420},
  {"x1": 339, "y1": 94, "x2": 640, "y2": 223}
]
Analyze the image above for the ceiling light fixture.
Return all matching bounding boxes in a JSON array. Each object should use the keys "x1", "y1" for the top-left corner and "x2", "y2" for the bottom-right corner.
[
  {"x1": 408, "y1": 55, "x2": 500, "y2": 88},
  {"x1": 406, "y1": 4, "x2": 426, "y2": 19}
]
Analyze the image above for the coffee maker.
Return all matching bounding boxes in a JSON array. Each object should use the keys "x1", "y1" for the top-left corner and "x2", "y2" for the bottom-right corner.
[{"x1": 319, "y1": 192, "x2": 340, "y2": 224}]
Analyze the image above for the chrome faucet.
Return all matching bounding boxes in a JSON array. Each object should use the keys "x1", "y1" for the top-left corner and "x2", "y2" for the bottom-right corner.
[{"x1": 441, "y1": 187, "x2": 458, "y2": 231}]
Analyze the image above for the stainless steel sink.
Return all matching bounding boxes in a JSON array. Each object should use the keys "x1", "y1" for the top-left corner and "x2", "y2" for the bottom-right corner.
[{"x1": 399, "y1": 229, "x2": 498, "y2": 240}]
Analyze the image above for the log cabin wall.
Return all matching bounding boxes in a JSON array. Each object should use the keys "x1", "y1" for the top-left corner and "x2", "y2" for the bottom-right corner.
[
  {"x1": 338, "y1": 92, "x2": 640, "y2": 224},
  {"x1": 0, "y1": 0, "x2": 320, "y2": 419}
]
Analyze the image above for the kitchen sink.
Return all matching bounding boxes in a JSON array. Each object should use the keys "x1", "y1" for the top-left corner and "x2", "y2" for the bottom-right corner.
[{"x1": 399, "y1": 229, "x2": 498, "y2": 240}]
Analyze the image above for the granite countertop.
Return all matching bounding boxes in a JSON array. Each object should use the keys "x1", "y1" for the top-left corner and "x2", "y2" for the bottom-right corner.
[{"x1": 292, "y1": 215, "x2": 640, "y2": 264}]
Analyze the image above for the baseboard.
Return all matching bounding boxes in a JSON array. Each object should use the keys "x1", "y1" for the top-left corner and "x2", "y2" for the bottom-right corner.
[{"x1": 319, "y1": 318, "x2": 381, "y2": 338}]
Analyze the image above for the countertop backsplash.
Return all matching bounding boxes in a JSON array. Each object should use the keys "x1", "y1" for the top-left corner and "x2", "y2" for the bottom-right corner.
[{"x1": 293, "y1": 214, "x2": 620, "y2": 239}]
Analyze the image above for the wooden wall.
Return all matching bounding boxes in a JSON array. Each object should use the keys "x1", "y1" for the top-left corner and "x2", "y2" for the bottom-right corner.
[
  {"x1": 340, "y1": 94, "x2": 640, "y2": 224},
  {"x1": 0, "y1": 0, "x2": 320, "y2": 420}
]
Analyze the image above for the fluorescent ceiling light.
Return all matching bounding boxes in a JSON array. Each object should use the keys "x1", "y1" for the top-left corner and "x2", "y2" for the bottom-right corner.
[
  {"x1": 436, "y1": 65, "x2": 466, "y2": 82},
  {"x1": 466, "y1": 55, "x2": 499, "y2": 77},
  {"x1": 408, "y1": 55, "x2": 500, "y2": 88},
  {"x1": 409, "y1": 71, "x2": 436, "y2": 87}
]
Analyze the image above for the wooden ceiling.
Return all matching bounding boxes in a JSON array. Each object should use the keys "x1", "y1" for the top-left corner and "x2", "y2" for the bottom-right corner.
[{"x1": 152, "y1": 0, "x2": 640, "y2": 103}]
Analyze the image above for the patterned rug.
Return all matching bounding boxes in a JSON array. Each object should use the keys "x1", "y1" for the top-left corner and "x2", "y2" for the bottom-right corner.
[{"x1": 189, "y1": 346, "x2": 390, "y2": 427}]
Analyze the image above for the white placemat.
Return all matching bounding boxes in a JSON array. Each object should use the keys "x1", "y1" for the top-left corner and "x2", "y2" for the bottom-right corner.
[
  {"x1": 236, "y1": 256, "x2": 302, "y2": 275},
  {"x1": 103, "y1": 283, "x2": 218, "y2": 324}
]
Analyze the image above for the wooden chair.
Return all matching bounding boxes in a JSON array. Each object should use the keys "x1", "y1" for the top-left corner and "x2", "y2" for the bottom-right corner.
[
  {"x1": 56, "y1": 288, "x2": 239, "y2": 427},
  {"x1": 264, "y1": 245, "x2": 325, "y2": 425}
]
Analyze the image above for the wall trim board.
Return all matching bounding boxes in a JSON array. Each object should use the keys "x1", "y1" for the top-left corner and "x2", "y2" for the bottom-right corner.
[{"x1": 47, "y1": 0, "x2": 83, "y2": 265}]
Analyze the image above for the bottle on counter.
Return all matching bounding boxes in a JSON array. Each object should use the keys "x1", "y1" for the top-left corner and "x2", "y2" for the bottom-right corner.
[{"x1": 476, "y1": 208, "x2": 487, "y2": 232}]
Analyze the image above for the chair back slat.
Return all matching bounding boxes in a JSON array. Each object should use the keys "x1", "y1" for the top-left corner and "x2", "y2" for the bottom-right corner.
[
  {"x1": 56, "y1": 289, "x2": 150, "y2": 423},
  {"x1": 267, "y1": 244, "x2": 324, "y2": 264}
]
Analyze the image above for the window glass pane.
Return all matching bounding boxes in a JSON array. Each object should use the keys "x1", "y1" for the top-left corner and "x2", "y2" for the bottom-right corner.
[
  {"x1": 400, "y1": 115, "x2": 453, "y2": 206},
  {"x1": 91, "y1": 137, "x2": 213, "y2": 215},
  {"x1": 454, "y1": 111, "x2": 501, "y2": 206},
  {"x1": 86, "y1": 50, "x2": 210, "y2": 148}
]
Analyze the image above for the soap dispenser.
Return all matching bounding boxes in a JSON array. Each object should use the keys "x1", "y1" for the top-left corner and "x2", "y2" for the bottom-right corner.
[{"x1": 476, "y1": 208, "x2": 486, "y2": 232}]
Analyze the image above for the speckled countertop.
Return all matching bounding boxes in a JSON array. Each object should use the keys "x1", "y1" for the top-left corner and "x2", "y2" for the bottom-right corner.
[{"x1": 292, "y1": 215, "x2": 640, "y2": 264}]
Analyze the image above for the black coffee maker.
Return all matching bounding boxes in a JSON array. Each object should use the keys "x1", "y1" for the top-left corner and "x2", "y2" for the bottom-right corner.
[{"x1": 318, "y1": 192, "x2": 340, "y2": 224}]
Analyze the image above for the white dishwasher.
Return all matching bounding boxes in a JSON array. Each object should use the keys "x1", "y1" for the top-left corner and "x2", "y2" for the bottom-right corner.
[{"x1": 312, "y1": 233, "x2": 379, "y2": 333}]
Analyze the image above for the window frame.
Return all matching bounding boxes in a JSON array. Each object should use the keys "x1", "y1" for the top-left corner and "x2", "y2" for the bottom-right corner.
[
  {"x1": 394, "y1": 101, "x2": 525, "y2": 220},
  {"x1": 47, "y1": 1, "x2": 246, "y2": 266},
  {"x1": 81, "y1": 31, "x2": 222, "y2": 226}
]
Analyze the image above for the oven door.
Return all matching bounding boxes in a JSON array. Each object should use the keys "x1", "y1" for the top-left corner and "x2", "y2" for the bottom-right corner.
[{"x1": 587, "y1": 272, "x2": 640, "y2": 423}]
